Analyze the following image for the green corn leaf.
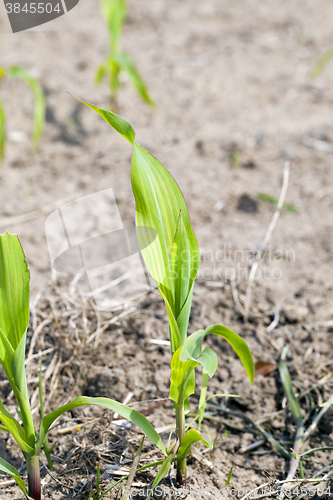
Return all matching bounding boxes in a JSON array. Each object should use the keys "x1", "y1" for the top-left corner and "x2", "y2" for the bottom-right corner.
[
  {"x1": 177, "y1": 429, "x2": 212, "y2": 457},
  {"x1": 0, "y1": 405, "x2": 33, "y2": 455},
  {"x1": 0, "y1": 457, "x2": 28, "y2": 497},
  {"x1": 70, "y1": 95, "x2": 135, "y2": 144},
  {"x1": 101, "y1": 0, "x2": 127, "y2": 52},
  {"x1": 0, "y1": 98, "x2": 6, "y2": 159},
  {"x1": 0, "y1": 425, "x2": 7, "y2": 432},
  {"x1": 0, "y1": 232, "x2": 30, "y2": 354},
  {"x1": 132, "y1": 144, "x2": 200, "y2": 347},
  {"x1": 146, "y1": 452, "x2": 174, "y2": 500},
  {"x1": 225, "y1": 468, "x2": 233, "y2": 486},
  {"x1": 95, "y1": 63, "x2": 107, "y2": 85},
  {"x1": 116, "y1": 53, "x2": 155, "y2": 106},
  {"x1": 74, "y1": 98, "x2": 200, "y2": 352},
  {"x1": 181, "y1": 325, "x2": 254, "y2": 383},
  {"x1": 37, "y1": 397, "x2": 166, "y2": 456},
  {"x1": 169, "y1": 348, "x2": 200, "y2": 405},
  {"x1": 195, "y1": 348, "x2": 217, "y2": 377},
  {"x1": 7, "y1": 66, "x2": 45, "y2": 151}
]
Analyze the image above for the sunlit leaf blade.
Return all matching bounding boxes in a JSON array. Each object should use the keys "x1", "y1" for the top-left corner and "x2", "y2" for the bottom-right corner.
[
  {"x1": 0, "y1": 233, "x2": 34, "y2": 442},
  {"x1": 0, "y1": 98, "x2": 6, "y2": 158},
  {"x1": 70, "y1": 95, "x2": 135, "y2": 144},
  {"x1": 196, "y1": 348, "x2": 217, "y2": 377},
  {"x1": 0, "y1": 400, "x2": 28, "y2": 442},
  {"x1": 132, "y1": 144, "x2": 200, "y2": 347},
  {"x1": 169, "y1": 348, "x2": 200, "y2": 405},
  {"x1": 0, "y1": 457, "x2": 28, "y2": 497},
  {"x1": 182, "y1": 325, "x2": 254, "y2": 383},
  {"x1": 0, "y1": 233, "x2": 30, "y2": 353},
  {"x1": 11, "y1": 333, "x2": 29, "y2": 404},
  {"x1": 7, "y1": 66, "x2": 45, "y2": 151},
  {"x1": 146, "y1": 452, "x2": 174, "y2": 500},
  {"x1": 159, "y1": 289, "x2": 183, "y2": 354},
  {"x1": 37, "y1": 397, "x2": 166, "y2": 456},
  {"x1": 177, "y1": 429, "x2": 212, "y2": 457},
  {"x1": 117, "y1": 53, "x2": 155, "y2": 106}
]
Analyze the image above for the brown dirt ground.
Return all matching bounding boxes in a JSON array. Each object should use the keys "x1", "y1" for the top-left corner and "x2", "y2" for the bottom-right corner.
[{"x1": 0, "y1": 0, "x2": 333, "y2": 498}]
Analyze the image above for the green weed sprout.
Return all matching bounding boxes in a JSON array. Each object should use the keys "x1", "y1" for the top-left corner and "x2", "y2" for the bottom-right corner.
[
  {"x1": 0, "y1": 232, "x2": 167, "y2": 499},
  {"x1": 73, "y1": 95, "x2": 254, "y2": 488},
  {"x1": 0, "y1": 66, "x2": 45, "y2": 158},
  {"x1": 96, "y1": 0, "x2": 154, "y2": 108}
]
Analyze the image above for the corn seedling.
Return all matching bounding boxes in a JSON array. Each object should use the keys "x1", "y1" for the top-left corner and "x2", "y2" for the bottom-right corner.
[
  {"x1": 0, "y1": 232, "x2": 168, "y2": 499},
  {"x1": 0, "y1": 65, "x2": 45, "y2": 158},
  {"x1": 96, "y1": 0, "x2": 154, "y2": 108},
  {"x1": 73, "y1": 95, "x2": 254, "y2": 488}
]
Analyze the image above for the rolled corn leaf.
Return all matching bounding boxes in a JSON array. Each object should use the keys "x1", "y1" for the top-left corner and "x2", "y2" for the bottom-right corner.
[
  {"x1": 169, "y1": 348, "x2": 200, "y2": 405},
  {"x1": 177, "y1": 429, "x2": 212, "y2": 457},
  {"x1": 180, "y1": 325, "x2": 254, "y2": 383}
]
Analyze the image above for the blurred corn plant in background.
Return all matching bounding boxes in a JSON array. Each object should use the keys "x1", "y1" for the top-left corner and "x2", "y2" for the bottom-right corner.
[
  {"x1": 311, "y1": 48, "x2": 333, "y2": 80},
  {"x1": 96, "y1": 0, "x2": 155, "y2": 108},
  {"x1": 0, "y1": 65, "x2": 45, "y2": 159}
]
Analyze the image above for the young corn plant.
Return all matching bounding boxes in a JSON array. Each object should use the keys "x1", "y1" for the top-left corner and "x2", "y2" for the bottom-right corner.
[
  {"x1": 96, "y1": 0, "x2": 154, "y2": 108},
  {"x1": 0, "y1": 65, "x2": 45, "y2": 158},
  {"x1": 73, "y1": 95, "x2": 255, "y2": 487},
  {"x1": 0, "y1": 232, "x2": 168, "y2": 499}
]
